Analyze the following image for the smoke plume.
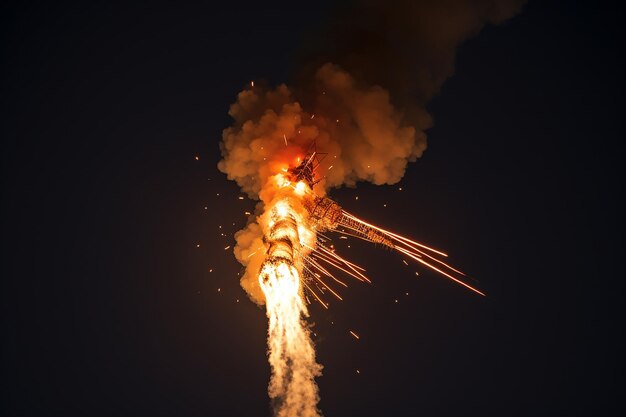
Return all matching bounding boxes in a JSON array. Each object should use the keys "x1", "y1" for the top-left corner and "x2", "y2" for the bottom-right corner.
[{"x1": 220, "y1": 0, "x2": 524, "y2": 305}]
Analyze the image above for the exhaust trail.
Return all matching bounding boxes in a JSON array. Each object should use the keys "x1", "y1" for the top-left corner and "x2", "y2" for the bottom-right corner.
[{"x1": 259, "y1": 201, "x2": 322, "y2": 417}]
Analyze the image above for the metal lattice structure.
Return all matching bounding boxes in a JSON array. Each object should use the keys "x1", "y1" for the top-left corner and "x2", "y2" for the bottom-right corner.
[
  {"x1": 304, "y1": 196, "x2": 394, "y2": 248},
  {"x1": 288, "y1": 142, "x2": 327, "y2": 189},
  {"x1": 292, "y1": 142, "x2": 395, "y2": 249},
  {"x1": 303, "y1": 196, "x2": 342, "y2": 229}
]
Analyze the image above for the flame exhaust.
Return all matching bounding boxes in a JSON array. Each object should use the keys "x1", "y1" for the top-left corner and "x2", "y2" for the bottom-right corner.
[{"x1": 258, "y1": 201, "x2": 322, "y2": 417}]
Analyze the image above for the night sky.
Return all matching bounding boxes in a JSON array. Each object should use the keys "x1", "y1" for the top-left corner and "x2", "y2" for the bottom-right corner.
[{"x1": 2, "y1": 1, "x2": 624, "y2": 416}]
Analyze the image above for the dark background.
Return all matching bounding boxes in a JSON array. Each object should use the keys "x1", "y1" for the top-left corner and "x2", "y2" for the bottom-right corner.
[{"x1": 2, "y1": 1, "x2": 624, "y2": 416}]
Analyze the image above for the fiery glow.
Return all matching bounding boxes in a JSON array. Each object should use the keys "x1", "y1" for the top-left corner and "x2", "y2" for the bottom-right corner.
[{"x1": 294, "y1": 181, "x2": 307, "y2": 195}]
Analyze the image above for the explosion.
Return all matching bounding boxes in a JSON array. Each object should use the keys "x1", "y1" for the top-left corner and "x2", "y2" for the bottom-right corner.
[{"x1": 216, "y1": 1, "x2": 525, "y2": 415}]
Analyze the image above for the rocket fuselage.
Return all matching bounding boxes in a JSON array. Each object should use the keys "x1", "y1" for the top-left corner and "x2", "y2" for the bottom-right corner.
[{"x1": 264, "y1": 204, "x2": 301, "y2": 265}]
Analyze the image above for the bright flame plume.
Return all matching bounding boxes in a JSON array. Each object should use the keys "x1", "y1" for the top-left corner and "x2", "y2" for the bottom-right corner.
[{"x1": 258, "y1": 200, "x2": 322, "y2": 417}]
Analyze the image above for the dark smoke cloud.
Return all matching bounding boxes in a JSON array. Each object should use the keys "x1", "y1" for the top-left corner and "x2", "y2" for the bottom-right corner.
[{"x1": 297, "y1": 0, "x2": 526, "y2": 110}]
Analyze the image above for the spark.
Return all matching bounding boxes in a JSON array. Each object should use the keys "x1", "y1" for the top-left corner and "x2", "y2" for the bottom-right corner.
[
  {"x1": 396, "y1": 246, "x2": 485, "y2": 296},
  {"x1": 303, "y1": 281, "x2": 328, "y2": 309},
  {"x1": 349, "y1": 330, "x2": 360, "y2": 340},
  {"x1": 342, "y1": 211, "x2": 449, "y2": 257}
]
